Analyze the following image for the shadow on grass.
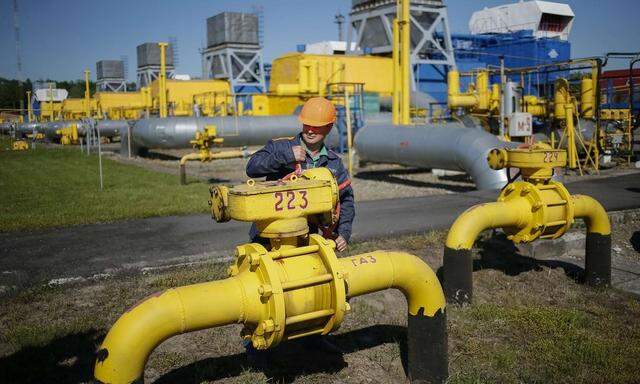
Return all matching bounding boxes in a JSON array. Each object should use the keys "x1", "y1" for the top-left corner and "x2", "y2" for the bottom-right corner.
[
  {"x1": 473, "y1": 233, "x2": 583, "y2": 281},
  {"x1": 144, "y1": 151, "x2": 182, "y2": 161},
  {"x1": 631, "y1": 231, "x2": 640, "y2": 253},
  {"x1": 155, "y1": 325, "x2": 408, "y2": 384},
  {"x1": 0, "y1": 329, "x2": 104, "y2": 384},
  {"x1": 206, "y1": 177, "x2": 231, "y2": 184},
  {"x1": 0, "y1": 326, "x2": 408, "y2": 384},
  {"x1": 355, "y1": 168, "x2": 475, "y2": 193}
]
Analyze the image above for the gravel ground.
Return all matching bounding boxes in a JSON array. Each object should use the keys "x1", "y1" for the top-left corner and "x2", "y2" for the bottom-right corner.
[{"x1": 101, "y1": 144, "x2": 640, "y2": 202}]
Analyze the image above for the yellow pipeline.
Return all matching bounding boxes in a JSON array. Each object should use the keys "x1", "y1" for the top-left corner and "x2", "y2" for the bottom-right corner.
[
  {"x1": 159, "y1": 42, "x2": 168, "y2": 118},
  {"x1": 95, "y1": 278, "x2": 258, "y2": 384},
  {"x1": 84, "y1": 69, "x2": 91, "y2": 118},
  {"x1": 580, "y1": 76, "x2": 595, "y2": 119},
  {"x1": 523, "y1": 95, "x2": 547, "y2": 117},
  {"x1": 179, "y1": 150, "x2": 250, "y2": 185},
  {"x1": 340, "y1": 251, "x2": 445, "y2": 316},
  {"x1": 447, "y1": 70, "x2": 476, "y2": 108},
  {"x1": 572, "y1": 194, "x2": 611, "y2": 235},
  {"x1": 490, "y1": 83, "x2": 500, "y2": 113},
  {"x1": 392, "y1": 19, "x2": 400, "y2": 125},
  {"x1": 554, "y1": 79, "x2": 569, "y2": 119},
  {"x1": 448, "y1": 70, "x2": 493, "y2": 112},
  {"x1": 96, "y1": 168, "x2": 448, "y2": 384},
  {"x1": 445, "y1": 201, "x2": 531, "y2": 250},
  {"x1": 476, "y1": 71, "x2": 490, "y2": 111},
  {"x1": 443, "y1": 144, "x2": 611, "y2": 304},
  {"x1": 26, "y1": 90, "x2": 33, "y2": 122},
  {"x1": 400, "y1": 0, "x2": 410, "y2": 125}
]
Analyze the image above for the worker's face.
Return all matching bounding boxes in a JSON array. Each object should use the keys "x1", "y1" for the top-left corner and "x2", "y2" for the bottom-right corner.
[{"x1": 302, "y1": 124, "x2": 331, "y2": 145}]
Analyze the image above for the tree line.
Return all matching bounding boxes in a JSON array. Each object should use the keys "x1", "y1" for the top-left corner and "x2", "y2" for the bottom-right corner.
[{"x1": 0, "y1": 78, "x2": 136, "y2": 112}]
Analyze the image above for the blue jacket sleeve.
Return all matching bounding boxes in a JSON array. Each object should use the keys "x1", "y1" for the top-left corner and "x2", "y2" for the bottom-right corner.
[
  {"x1": 246, "y1": 139, "x2": 296, "y2": 178},
  {"x1": 334, "y1": 162, "x2": 355, "y2": 242}
]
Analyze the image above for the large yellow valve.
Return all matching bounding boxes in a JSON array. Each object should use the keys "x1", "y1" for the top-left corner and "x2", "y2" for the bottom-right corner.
[
  {"x1": 95, "y1": 168, "x2": 448, "y2": 384},
  {"x1": 442, "y1": 143, "x2": 611, "y2": 304},
  {"x1": 56, "y1": 123, "x2": 79, "y2": 145}
]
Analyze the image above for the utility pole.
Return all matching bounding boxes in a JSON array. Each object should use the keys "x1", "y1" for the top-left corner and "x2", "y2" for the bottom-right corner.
[{"x1": 334, "y1": 13, "x2": 345, "y2": 41}]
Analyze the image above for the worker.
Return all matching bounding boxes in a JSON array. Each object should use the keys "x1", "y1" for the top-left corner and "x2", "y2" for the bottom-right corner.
[{"x1": 246, "y1": 97, "x2": 355, "y2": 252}]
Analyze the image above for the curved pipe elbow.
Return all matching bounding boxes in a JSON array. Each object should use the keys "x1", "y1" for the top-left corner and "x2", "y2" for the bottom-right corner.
[
  {"x1": 572, "y1": 195, "x2": 611, "y2": 235},
  {"x1": 340, "y1": 251, "x2": 445, "y2": 317},
  {"x1": 95, "y1": 279, "x2": 245, "y2": 384},
  {"x1": 180, "y1": 152, "x2": 202, "y2": 165},
  {"x1": 387, "y1": 252, "x2": 446, "y2": 316},
  {"x1": 446, "y1": 201, "x2": 531, "y2": 250}
]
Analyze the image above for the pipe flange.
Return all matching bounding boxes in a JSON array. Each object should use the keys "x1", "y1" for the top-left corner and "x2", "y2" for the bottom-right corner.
[
  {"x1": 235, "y1": 243, "x2": 286, "y2": 350},
  {"x1": 308, "y1": 234, "x2": 347, "y2": 334},
  {"x1": 499, "y1": 181, "x2": 545, "y2": 243},
  {"x1": 543, "y1": 181, "x2": 574, "y2": 240}
]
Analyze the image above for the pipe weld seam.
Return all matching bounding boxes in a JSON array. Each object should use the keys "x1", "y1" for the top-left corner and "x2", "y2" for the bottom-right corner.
[
  {"x1": 234, "y1": 276, "x2": 247, "y2": 323},
  {"x1": 172, "y1": 289, "x2": 187, "y2": 333}
]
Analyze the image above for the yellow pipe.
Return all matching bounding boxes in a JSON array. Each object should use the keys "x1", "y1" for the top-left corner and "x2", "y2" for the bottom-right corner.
[
  {"x1": 447, "y1": 70, "x2": 478, "y2": 108},
  {"x1": 94, "y1": 278, "x2": 260, "y2": 384},
  {"x1": 48, "y1": 84, "x2": 54, "y2": 122},
  {"x1": 445, "y1": 201, "x2": 531, "y2": 250},
  {"x1": 97, "y1": 168, "x2": 450, "y2": 383},
  {"x1": 159, "y1": 42, "x2": 168, "y2": 118},
  {"x1": 476, "y1": 71, "x2": 490, "y2": 111},
  {"x1": 392, "y1": 18, "x2": 400, "y2": 126},
  {"x1": 490, "y1": 83, "x2": 500, "y2": 113},
  {"x1": 96, "y1": 250, "x2": 446, "y2": 384},
  {"x1": 180, "y1": 150, "x2": 250, "y2": 184},
  {"x1": 84, "y1": 69, "x2": 91, "y2": 118},
  {"x1": 554, "y1": 80, "x2": 568, "y2": 119},
  {"x1": 400, "y1": 0, "x2": 411, "y2": 125},
  {"x1": 26, "y1": 90, "x2": 33, "y2": 122},
  {"x1": 523, "y1": 95, "x2": 546, "y2": 116},
  {"x1": 339, "y1": 251, "x2": 445, "y2": 316},
  {"x1": 572, "y1": 194, "x2": 611, "y2": 235},
  {"x1": 580, "y1": 77, "x2": 595, "y2": 119},
  {"x1": 565, "y1": 100, "x2": 577, "y2": 169}
]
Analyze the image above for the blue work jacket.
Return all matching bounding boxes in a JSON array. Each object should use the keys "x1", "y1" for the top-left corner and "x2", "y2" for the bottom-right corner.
[{"x1": 246, "y1": 134, "x2": 355, "y2": 241}]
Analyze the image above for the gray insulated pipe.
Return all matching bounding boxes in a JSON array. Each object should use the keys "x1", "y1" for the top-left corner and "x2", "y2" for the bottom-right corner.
[
  {"x1": 126, "y1": 116, "x2": 339, "y2": 153},
  {"x1": 355, "y1": 123, "x2": 517, "y2": 190},
  {"x1": 96, "y1": 120, "x2": 129, "y2": 138}
]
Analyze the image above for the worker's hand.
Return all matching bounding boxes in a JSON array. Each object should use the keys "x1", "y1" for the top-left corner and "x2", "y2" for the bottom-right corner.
[
  {"x1": 292, "y1": 146, "x2": 306, "y2": 162},
  {"x1": 335, "y1": 235, "x2": 348, "y2": 252}
]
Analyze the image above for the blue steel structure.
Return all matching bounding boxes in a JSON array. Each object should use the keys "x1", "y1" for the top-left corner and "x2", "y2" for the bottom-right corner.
[{"x1": 416, "y1": 30, "x2": 571, "y2": 104}]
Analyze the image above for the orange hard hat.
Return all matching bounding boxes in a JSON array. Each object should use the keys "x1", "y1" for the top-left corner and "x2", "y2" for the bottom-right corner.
[{"x1": 298, "y1": 97, "x2": 336, "y2": 127}]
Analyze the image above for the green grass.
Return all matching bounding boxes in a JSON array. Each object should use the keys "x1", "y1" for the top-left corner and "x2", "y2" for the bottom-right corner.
[{"x1": 0, "y1": 145, "x2": 210, "y2": 232}]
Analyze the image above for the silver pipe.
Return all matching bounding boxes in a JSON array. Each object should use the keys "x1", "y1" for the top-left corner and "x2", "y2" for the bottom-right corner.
[
  {"x1": 354, "y1": 122, "x2": 517, "y2": 190},
  {"x1": 96, "y1": 120, "x2": 128, "y2": 138},
  {"x1": 129, "y1": 116, "x2": 306, "y2": 150}
]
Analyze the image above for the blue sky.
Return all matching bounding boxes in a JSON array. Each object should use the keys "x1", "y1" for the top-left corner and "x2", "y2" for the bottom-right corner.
[{"x1": 1, "y1": 0, "x2": 638, "y2": 81}]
